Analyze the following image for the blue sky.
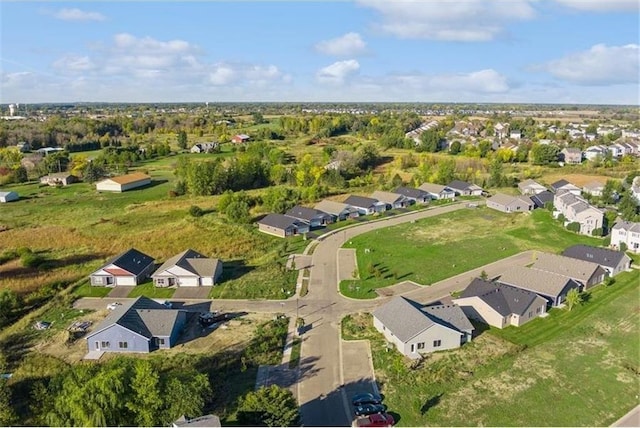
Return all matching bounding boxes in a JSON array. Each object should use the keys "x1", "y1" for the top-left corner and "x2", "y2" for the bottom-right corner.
[{"x1": 1, "y1": 1, "x2": 638, "y2": 104}]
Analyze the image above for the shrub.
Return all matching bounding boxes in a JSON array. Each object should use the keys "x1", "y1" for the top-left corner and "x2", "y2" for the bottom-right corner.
[
  {"x1": 566, "y1": 222, "x2": 581, "y2": 233},
  {"x1": 591, "y1": 227, "x2": 604, "y2": 237},
  {"x1": 189, "y1": 205, "x2": 204, "y2": 217},
  {"x1": 20, "y1": 251, "x2": 45, "y2": 268}
]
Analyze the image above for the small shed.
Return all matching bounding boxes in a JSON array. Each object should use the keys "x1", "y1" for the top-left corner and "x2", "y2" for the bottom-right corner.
[{"x1": 0, "y1": 191, "x2": 19, "y2": 203}]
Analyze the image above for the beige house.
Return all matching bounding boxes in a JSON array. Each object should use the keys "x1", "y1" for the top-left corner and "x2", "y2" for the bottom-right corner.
[
  {"x1": 486, "y1": 193, "x2": 533, "y2": 213},
  {"x1": 560, "y1": 147, "x2": 583, "y2": 164},
  {"x1": 40, "y1": 172, "x2": 78, "y2": 187},
  {"x1": 370, "y1": 190, "x2": 409, "y2": 209},
  {"x1": 518, "y1": 179, "x2": 547, "y2": 195},
  {"x1": 582, "y1": 181, "x2": 605, "y2": 197},
  {"x1": 453, "y1": 278, "x2": 547, "y2": 329},
  {"x1": 418, "y1": 183, "x2": 455, "y2": 200},
  {"x1": 531, "y1": 252, "x2": 606, "y2": 290},
  {"x1": 497, "y1": 266, "x2": 581, "y2": 307},
  {"x1": 553, "y1": 190, "x2": 604, "y2": 235},
  {"x1": 96, "y1": 172, "x2": 151, "y2": 192},
  {"x1": 152, "y1": 249, "x2": 223, "y2": 287},
  {"x1": 372, "y1": 297, "x2": 473, "y2": 359}
]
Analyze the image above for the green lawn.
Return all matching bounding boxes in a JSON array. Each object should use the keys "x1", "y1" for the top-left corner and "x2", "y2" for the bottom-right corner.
[
  {"x1": 341, "y1": 208, "x2": 604, "y2": 298},
  {"x1": 127, "y1": 281, "x2": 175, "y2": 299},
  {"x1": 73, "y1": 281, "x2": 112, "y2": 298},
  {"x1": 343, "y1": 269, "x2": 639, "y2": 426}
]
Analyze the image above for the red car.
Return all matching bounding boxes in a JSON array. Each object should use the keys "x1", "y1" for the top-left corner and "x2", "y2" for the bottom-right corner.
[{"x1": 352, "y1": 413, "x2": 395, "y2": 427}]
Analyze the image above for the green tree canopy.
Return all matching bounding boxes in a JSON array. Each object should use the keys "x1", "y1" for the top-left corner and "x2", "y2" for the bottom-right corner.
[{"x1": 237, "y1": 385, "x2": 300, "y2": 427}]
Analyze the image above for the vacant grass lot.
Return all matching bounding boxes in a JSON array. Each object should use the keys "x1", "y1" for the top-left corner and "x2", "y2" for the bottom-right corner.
[
  {"x1": 343, "y1": 269, "x2": 639, "y2": 426},
  {"x1": 0, "y1": 155, "x2": 300, "y2": 300},
  {"x1": 341, "y1": 208, "x2": 603, "y2": 298}
]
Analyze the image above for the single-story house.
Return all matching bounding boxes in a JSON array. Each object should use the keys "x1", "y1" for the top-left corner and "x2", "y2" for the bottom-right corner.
[
  {"x1": 530, "y1": 190, "x2": 554, "y2": 209},
  {"x1": 370, "y1": 190, "x2": 409, "y2": 209},
  {"x1": 582, "y1": 181, "x2": 605, "y2": 197},
  {"x1": 531, "y1": 252, "x2": 606, "y2": 290},
  {"x1": 96, "y1": 172, "x2": 151, "y2": 192},
  {"x1": 190, "y1": 142, "x2": 219, "y2": 153},
  {"x1": 0, "y1": 191, "x2": 19, "y2": 203},
  {"x1": 86, "y1": 296, "x2": 187, "y2": 353},
  {"x1": 372, "y1": 296, "x2": 473, "y2": 360},
  {"x1": 453, "y1": 278, "x2": 548, "y2": 329},
  {"x1": 486, "y1": 193, "x2": 533, "y2": 213},
  {"x1": 256, "y1": 213, "x2": 310, "y2": 238},
  {"x1": 152, "y1": 249, "x2": 223, "y2": 287},
  {"x1": 562, "y1": 244, "x2": 631, "y2": 277},
  {"x1": 518, "y1": 179, "x2": 547, "y2": 195},
  {"x1": 447, "y1": 180, "x2": 483, "y2": 196},
  {"x1": 611, "y1": 220, "x2": 640, "y2": 253},
  {"x1": 497, "y1": 266, "x2": 581, "y2": 307},
  {"x1": 418, "y1": 183, "x2": 455, "y2": 200},
  {"x1": 560, "y1": 147, "x2": 583, "y2": 164},
  {"x1": 550, "y1": 179, "x2": 581, "y2": 195},
  {"x1": 393, "y1": 186, "x2": 430, "y2": 204},
  {"x1": 344, "y1": 195, "x2": 386, "y2": 215},
  {"x1": 40, "y1": 172, "x2": 78, "y2": 187},
  {"x1": 90, "y1": 248, "x2": 156, "y2": 287},
  {"x1": 231, "y1": 134, "x2": 250, "y2": 144},
  {"x1": 285, "y1": 205, "x2": 334, "y2": 228},
  {"x1": 173, "y1": 415, "x2": 222, "y2": 427},
  {"x1": 314, "y1": 200, "x2": 359, "y2": 221}
]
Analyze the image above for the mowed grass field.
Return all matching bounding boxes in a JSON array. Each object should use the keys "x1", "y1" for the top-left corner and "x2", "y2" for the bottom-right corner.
[
  {"x1": 0, "y1": 153, "x2": 299, "y2": 299},
  {"x1": 341, "y1": 207, "x2": 604, "y2": 298},
  {"x1": 342, "y1": 269, "x2": 640, "y2": 426}
]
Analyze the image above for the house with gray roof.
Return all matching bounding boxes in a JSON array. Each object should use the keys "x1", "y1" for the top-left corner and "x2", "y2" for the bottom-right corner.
[
  {"x1": 256, "y1": 213, "x2": 310, "y2": 238},
  {"x1": 611, "y1": 220, "x2": 640, "y2": 253},
  {"x1": 86, "y1": 296, "x2": 187, "y2": 353},
  {"x1": 344, "y1": 195, "x2": 386, "y2": 215},
  {"x1": 518, "y1": 179, "x2": 547, "y2": 195},
  {"x1": 486, "y1": 193, "x2": 533, "y2": 213},
  {"x1": 582, "y1": 181, "x2": 605, "y2": 197},
  {"x1": 314, "y1": 200, "x2": 359, "y2": 221},
  {"x1": 418, "y1": 183, "x2": 455, "y2": 200},
  {"x1": 497, "y1": 266, "x2": 581, "y2": 307},
  {"x1": 553, "y1": 190, "x2": 603, "y2": 235},
  {"x1": 40, "y1": 172, "x2": 78, "y2": 187},
  {"x1": 285, "y1": 205, "x2": 334, "y2": 228},
  {"x1": 531, "y1": 252, "x2": 606, "y2": 289},
  {"x1": 372, "y1": 296, "x2": 473, "y2": 359},
  {"x1": 90, "y1": 248, "x2": 156, "y2": 287},
  {"x1": 560, "y1": 147, "x2": 583, "y2": 164},
  {"x1": 447, "y1": 180, "x2": 483, "y2": 196},
  {"x1": 562, "y1": 244, "x2": 631, "y2": 276},
  {"x1": 551, "y1": 179, "x2": 581, "y2": 195},
  {"x1": 453, "y1": 278, "x2": 547, "y2": 329},
  {"x1": 152, "y1": 249, "x2": 223, "y2": 287},
  {"x1": 393, "y1": 186, "x2": 430, "y2": 204},
  {"x1": 370, "y1": 190, "x2": 409, "y2": 209},
  {"x1": 530, "y1": 190, "x2": 554, "y2": 209}
]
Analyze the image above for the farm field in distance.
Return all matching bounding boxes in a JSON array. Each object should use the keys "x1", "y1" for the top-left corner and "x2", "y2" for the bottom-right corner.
[
  {"x1": 341, "y1": 207, "x2": 604, "y2": 298},
  {"x1": 342, "y1": 268, "x2": 640, "y2": 426}
]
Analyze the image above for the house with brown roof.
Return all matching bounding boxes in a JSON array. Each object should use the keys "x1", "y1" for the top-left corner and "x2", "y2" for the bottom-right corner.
[
  {"x1": 152, "y1": 249, "x2": 223, "y2": 287},
  {"x1": 497, "y1": 266, "x2": 581, "y2": 307},
  {"x1": 453, "y1": 278, "x2": 547, "y2": 329},
  {"x1": 373, "y1": 296, "x2": 473, "y2": 359},
  {"x1": 486, "y1": 193, "x2": 533, "y2": 213},
  {"x1": 231, "y1": 134, "x2": 251, "y2": 144},
  {"x1": 531, "y1": 252, "x2": 606, "y2": 290},
  {"x1": 96, "y1": 172, "x2": 152, "y2": 192}
]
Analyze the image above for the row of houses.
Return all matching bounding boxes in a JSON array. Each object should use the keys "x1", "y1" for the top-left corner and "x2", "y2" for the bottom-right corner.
[
  {"x1": 374, "y1": 245, "x2": 630, "y2": 359},
  {"x1": 257, "y1": 180, "x2": 484, "y2": 237},
  {"x1": 89, "y1": 248, "x2": 223, "y2": 288}
]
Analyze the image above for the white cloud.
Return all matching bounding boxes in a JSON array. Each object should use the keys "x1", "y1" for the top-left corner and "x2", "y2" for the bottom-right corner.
[
  {"x1": 209, "y1": 65, "x2": 237, "y2": 85},
  {"x1": 316, "y1": 60, "x2": 360, "y2": 84},
  {"x1": 540, "y1": 44, "x2": 639, "y2": 85},
  {"x1": 357, "y1": 0, "x2": 536, "y2": 41},
  {"x1": 52, "y1": 8, "x2": 106, "y2": 22},
  {"x1": 52, "y1": 55, "x2": 96, "y2": 73},
  {"x1": 552, "y1": 0, "x2": 639, "y2": 11},
  {"x1": 315, "y1": 33, "x2": 367, "y2": 56},
  {"x1": 388, "y1": 69, "x2": 510, "y2": 94}
]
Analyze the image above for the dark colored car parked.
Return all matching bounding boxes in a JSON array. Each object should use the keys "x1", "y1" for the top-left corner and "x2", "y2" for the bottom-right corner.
[
  {"x1": 354, "y1": 403, "x2": 387, "y2": 417},
  {"x1": 351, "y1": 392, "x2": 383, "y2": 406}
]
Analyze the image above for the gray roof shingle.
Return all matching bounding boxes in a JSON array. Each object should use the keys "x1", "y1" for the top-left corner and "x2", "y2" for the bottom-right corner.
[
  {"x1": 393, "y1": 186, "x2": 429, "y2": 200},
  {"x1": 153, "y1": 249, "x2": 221, "y2": 278},
  {"x1": 460, "y1": 278, "x2": 544, "y2": 316},
  {"x1": 497, "y1": 266, "x2": 577, "y2": 298},
  {"x1": 285, "y1": 205, "x2": 330, "y2": 222},
  {"x1": 257, "y1": 213, "x2": 305, "y2": 229},
  {"x1": 562, "y1": 245, "x2": 630, "y2": 270},
  {"x1": 103, "y1": 248, "x2": 155, "y2": 276},
  {"x1": 532, "y1": 252, "x2": 606, "y2": 284},
  {"x1": 344, "y1": 195, "x2": 379, "y2": 209}
]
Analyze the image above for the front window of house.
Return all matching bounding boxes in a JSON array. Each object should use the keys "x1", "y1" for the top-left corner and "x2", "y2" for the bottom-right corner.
[
  {"x1": 118, "y1": 341, "x2": 128, "y2": 349},
  {"x1": 100, "y1": 341, "x2": 110, "y2": 348},
  {"x1": 433, "y1": 340, "x2": 442, "y2": 347},
  {"x1": 417, "y1": 342, "x2": 425, "y2": 350}
]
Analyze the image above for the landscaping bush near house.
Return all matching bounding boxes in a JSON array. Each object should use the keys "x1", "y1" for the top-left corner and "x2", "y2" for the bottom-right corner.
[{"x1": 566, "y1": 222, "x2": 581, "y2": 232}]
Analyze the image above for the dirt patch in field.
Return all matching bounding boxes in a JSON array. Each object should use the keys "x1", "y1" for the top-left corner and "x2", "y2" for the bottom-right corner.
[{"x1": 540, "y1": 173, "x2": 614, "y2": 187}]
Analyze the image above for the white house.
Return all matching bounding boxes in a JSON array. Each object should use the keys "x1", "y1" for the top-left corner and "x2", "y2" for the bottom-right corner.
[
  {"x1": 0, "y1": 191, "x2": 19, "y2": 203},
  {"x1": 152, "y1": 249, "x2": 223, "y2": 287},
  {"x1": 372, "y1": 296, "x2": 473, "y2": 359},
  {"x1": 90, "y1": 248, "x2": 156, "y2": 286},
  {"x1": 554, "y1": 190, "x2": 604, "y2": 235},
  {"x1": 611, "y1": 220, "x2": 640, "y2": 253},
  {"x1": 96, "y1": 172, "x2": 151, "y2": 192}
]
